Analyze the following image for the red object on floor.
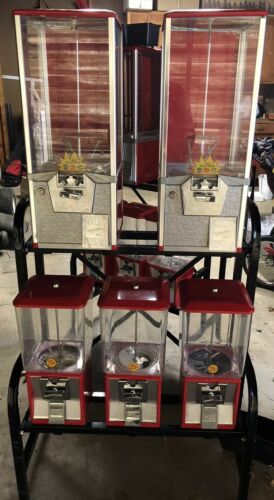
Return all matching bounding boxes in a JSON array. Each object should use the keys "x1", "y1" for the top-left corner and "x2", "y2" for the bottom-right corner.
[{"x1": 5, "y1": 160, "x2": 22, "y2": 176}]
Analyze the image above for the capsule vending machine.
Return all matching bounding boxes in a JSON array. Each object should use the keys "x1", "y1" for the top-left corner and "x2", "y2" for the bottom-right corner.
[
  {"x1": 13, "y1": 275, "x2": 94, "y2": 425},
  {"x1": 14, "y1": 9, "x2": 123, "y2": 249},
  {"x1": 99, "y1": 277, "x2": 170, "y2": 426},
  {"x1": 123, "y1": 46, "x2": 161, "y2": 185},
  {"x1": 179, "y1": 279, "x2": 254, "y2": 429},
  {"x1": 159, "y1": 10, "x2": 266, "y2": 252}
]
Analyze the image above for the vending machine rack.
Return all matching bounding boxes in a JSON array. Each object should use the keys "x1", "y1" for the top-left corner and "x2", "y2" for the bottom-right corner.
[{"x1": 8, "y1": 194, "x2": 261, "y2": 500}]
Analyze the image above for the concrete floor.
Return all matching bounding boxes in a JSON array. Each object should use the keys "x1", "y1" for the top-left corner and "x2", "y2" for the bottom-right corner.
[{"x1": 1, "y1": 249, "x2": 274, "y2": 500}]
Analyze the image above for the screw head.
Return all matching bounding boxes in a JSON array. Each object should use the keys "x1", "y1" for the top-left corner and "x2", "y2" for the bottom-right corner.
[{"x1": 169, "y1": 191, "x2": 176, "y2": 199}]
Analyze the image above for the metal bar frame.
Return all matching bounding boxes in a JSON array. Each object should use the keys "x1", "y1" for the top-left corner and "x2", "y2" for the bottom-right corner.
[{"x1": 8, "y1": 195, "x2": 262, "y2": 500}]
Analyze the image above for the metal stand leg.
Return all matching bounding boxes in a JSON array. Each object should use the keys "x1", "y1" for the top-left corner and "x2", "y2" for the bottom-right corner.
[
  {"x1": 233, "y1": 253, "x2": 244, "y2": 280},
  {"x1": 237, "y1": 354, "x2": 258, "y2": 500},
  {"x1": 219, "y1": 257, "x2": 227, "y2": 279},
  {"x1": 34, "y1": 253, "x2": 45, "y2": 275},
  {"x1": 15, "y1": 249, "x2": 28, "y2": 291},
  {"x1": 246, "y1": 200, "x2": 261, "y2": 303},
  {"x1": 8, "y1": 355, "x2": 31, "y2": 500},
  {"x1": 14, "y1": 196, "x2": 30, "y2": 291},
  {"x1": 204, "y1": 256, "x2": 211, "y2": 278},
  {"x1": 70, "y1": 254, "x2": 77, "y2": 275}
]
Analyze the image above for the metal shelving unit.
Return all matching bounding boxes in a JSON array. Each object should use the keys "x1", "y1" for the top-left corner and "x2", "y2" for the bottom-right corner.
[{"x1": 8, "y1": 194, "x2": 261, "y2": 500}]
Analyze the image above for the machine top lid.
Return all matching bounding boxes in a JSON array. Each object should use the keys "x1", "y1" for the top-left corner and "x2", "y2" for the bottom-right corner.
[
  {"x1": 13, "y1": 274, "x2": 94, "y2": 309},
  {"x1": 178, "y1": 279, "x2": 254, "y2": 314},
  {"x1": 98, "y1": 276, "x2": 170, "y2": 310},
  {"x1": 13, "y1": 9, "x2": 121, "y2": 25},
  {"x1": 164, "y1": 9, "x2": 267, "y2": 19}
]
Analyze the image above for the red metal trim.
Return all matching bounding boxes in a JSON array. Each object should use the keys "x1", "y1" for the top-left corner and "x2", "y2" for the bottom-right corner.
[
  {"x1": 13, "y1": 9, "x2": 121, "y2": 26},
  {"x1": 32, "y1": 243, "x2": 39, "y2": 249},
  {"x1": 26, "y1": 371, "x2": 87, "y2": 426},
  {"x1": 183, "y1": 375, "x2": 242, "y2": 384},
  {"x1": 165, "y1": 9, "x2": 267, "y2": 19},
  {"x1": 105, "y1": 374, "x2": 162, "y2": 427},
  {"x1": 105, "y1": 373, "x2": 162, "y2": 382}
]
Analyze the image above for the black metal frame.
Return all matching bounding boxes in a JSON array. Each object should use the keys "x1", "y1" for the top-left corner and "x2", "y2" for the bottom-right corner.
[{"x1": 8, "y1": 195, "x2": 262, "y2": 500}]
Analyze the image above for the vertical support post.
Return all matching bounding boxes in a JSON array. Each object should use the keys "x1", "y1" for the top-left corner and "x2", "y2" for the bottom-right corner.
[
  {"x1": 233, "y1": 253, "x2": 244, "y2": 281},
  {"x1": 34, "y1": 253, "x2": 45, "y2": 275},
  {"x1": 7, "y1": 355, "x2": 30, "y2": 500},
  {"x1": 14, "y1": 196, "x2": 29, "y2": 290},
  {"x1": 70, "y1": 254, "x2": 78, "y2": 275},
  {"x1": 15, "y1": 249, "x2": 28, "y2": 291},
  {"x1": 246, "y1": 199, "x2": 261, "y2": 303},
  {"x1": 237, "y1": 354, "x2": 258, "y2": 500},
  {"x1": 219, "y1": 257, "x2": 227, "y2": 279},
  {"x1": 204, "y1": 256, "x2": 211, "y2": 278}
]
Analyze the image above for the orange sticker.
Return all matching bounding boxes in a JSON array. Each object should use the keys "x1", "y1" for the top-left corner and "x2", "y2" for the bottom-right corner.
[
  {"x1": 208, "y1": 364, "x2": 219, "y2": 374},
  {"x1": 46, "y1": 357, "x2": 57, "y2": 369},
  {"x1": 128, "y1": 363, "x2": 140, "y2": 372}
]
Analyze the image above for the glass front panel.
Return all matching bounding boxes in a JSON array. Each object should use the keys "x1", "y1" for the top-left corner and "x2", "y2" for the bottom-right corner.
[
  {"x1": 101, "y1": 308, "x2": 168, "y2": 375},
  {"x1": 181, "y1": 311, "x2": 252, "y2": 377},
  {"x1": 20, "y1": 16, "x2": 111, "y2": 174},
  {"x1": 166, "y1": 16, "x2": 261, "y2": 178},
  {"x1": 15, "y1": 304, "x2": 92, "y2": 372}
]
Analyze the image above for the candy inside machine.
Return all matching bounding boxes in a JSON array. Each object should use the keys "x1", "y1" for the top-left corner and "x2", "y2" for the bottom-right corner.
[
  {"x1": 14, "y1": 10, "x2": 123, "y2": 249},
  {"x1": 159, "y1": 11, "x2": 266, "y2": 252}
]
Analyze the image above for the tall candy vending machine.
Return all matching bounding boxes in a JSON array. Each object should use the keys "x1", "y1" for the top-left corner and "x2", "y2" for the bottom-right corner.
[
  {"x1": 14, "y1": 10, "x2": 123, "y2": 249},
  {"x1": 158, "y1": 10, "x2": 266, "y2": 252}
]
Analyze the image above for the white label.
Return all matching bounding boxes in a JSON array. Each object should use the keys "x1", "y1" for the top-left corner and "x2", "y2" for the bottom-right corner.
[
  {"x1": 209, "y1": 217, "x2": 236, "y2": 251},
  {"x1": 82, "y1": 214, "x2": 109, "y2": 249}
]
